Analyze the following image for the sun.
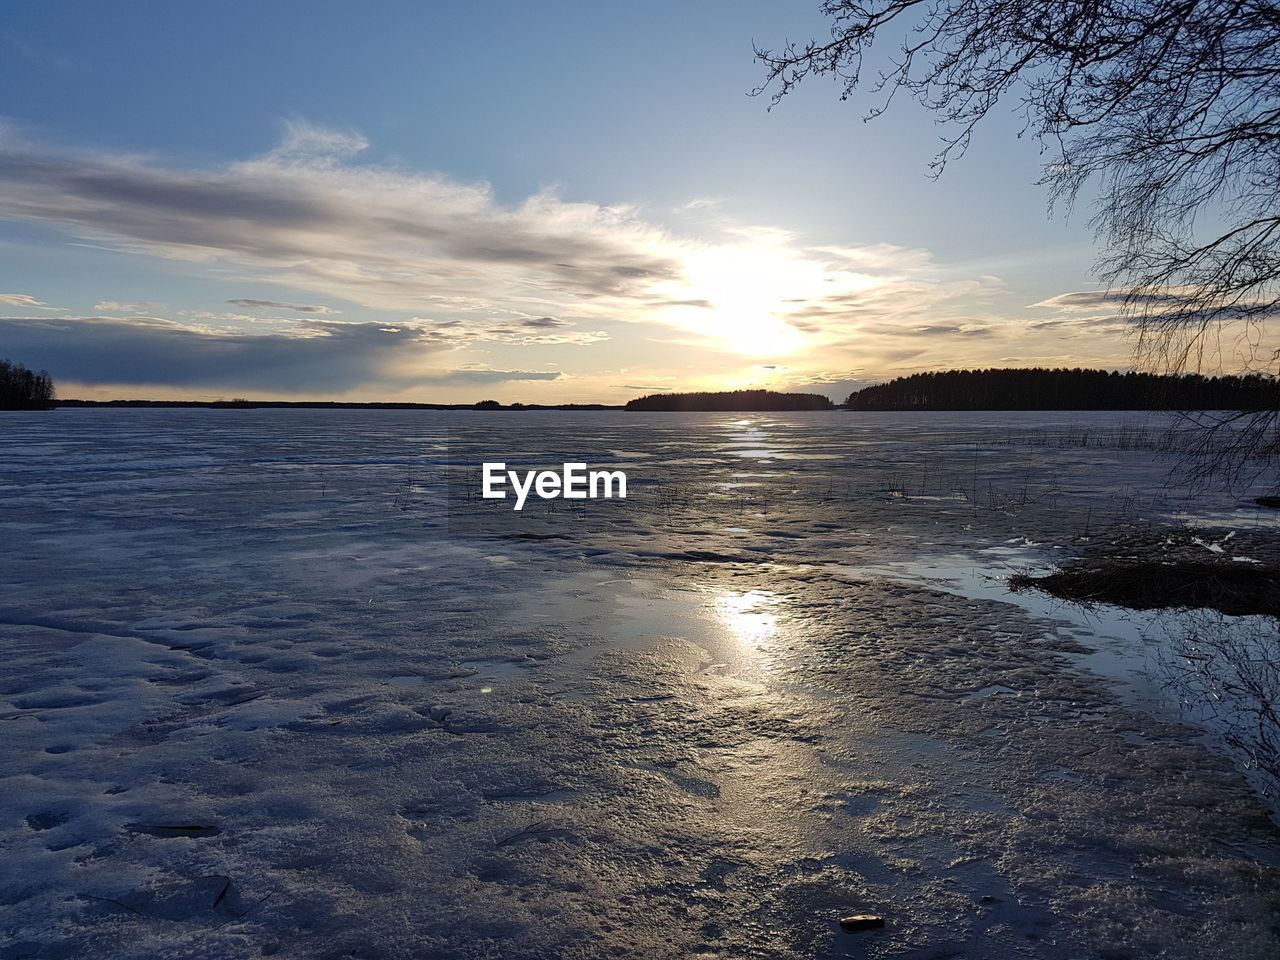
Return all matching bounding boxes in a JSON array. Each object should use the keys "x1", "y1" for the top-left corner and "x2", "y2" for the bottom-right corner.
[{"x1": 652, "y1": 240, "x2": 877, "y2": 357}]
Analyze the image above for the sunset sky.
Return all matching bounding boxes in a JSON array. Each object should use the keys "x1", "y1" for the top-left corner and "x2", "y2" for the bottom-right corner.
[{"x1": 0, "y1": 0, "x2": 1139, "y2": 402}]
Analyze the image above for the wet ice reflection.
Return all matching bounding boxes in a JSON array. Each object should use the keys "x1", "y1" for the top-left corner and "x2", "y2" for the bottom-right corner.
[
  {"x1": 721, "y1": 419, "x2": 780, "y2": 462},
  {"x1": 717, "y1": 589, "x2": 781, "y2": 649}
]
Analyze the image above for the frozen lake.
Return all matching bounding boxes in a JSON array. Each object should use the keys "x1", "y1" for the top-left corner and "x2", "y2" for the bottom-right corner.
[{"x1": 2, "y1": 409, "x2": 1279, "y2": 959}]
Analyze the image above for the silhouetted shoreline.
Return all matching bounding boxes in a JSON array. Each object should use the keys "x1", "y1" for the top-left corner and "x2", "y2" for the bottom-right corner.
[
  {"x1": 846, "y1": 367, "x2": 1276, "y2": 411},
  {"x1": 625, "y1": 389, "x2": 835, "y2": 411},
  {"x1": 32, "y1": 368, "x2": 1279, "y2": 412},
  {"x1": 48, "y1": 399, "x2": 625, "y2": 411}
]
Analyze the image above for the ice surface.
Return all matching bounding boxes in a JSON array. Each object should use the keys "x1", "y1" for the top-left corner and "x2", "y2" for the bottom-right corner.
[{"x1": 1, "y1": 409, "x2": 1278, "y2": 959}]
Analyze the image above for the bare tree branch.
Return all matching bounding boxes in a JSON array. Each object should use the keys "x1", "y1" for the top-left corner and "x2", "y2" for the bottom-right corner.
[{"x1": 756, "y1": 0, "x2": 1280, "y2": 483}]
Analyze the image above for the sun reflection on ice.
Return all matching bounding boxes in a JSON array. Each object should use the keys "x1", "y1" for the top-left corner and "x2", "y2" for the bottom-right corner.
[
  {"x1": 720, "y1": 418, "x2": 782, "y2": 463},
  {"x1": 716, "y1": 589, "x2": 780, "y2": 649}
]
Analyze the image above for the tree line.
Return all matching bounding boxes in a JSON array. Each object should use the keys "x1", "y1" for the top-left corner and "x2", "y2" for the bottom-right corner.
[
  {"x1": 626, "y1": 389, "x2": 835, "y2": 411},
  {"x1": 845, "y1": 368, "x2": 1277, "y2": 411},
  {"x1": 0, "y1": 359, "x2": 55, "y2": 410}
]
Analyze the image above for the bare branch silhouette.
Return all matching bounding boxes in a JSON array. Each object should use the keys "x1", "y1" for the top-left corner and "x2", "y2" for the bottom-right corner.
[{"x1": 756, "y1": 0, "x2": 1280, "y2": 482}]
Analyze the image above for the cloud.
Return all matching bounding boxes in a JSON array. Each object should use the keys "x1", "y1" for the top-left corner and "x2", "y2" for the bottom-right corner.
[
  {"x1": 93, "y1": 299, "x2": 171, "y2": 313},
  {"x1": 1034, "y1": 288, "x2": 1280, "y2": 339},
  {"x1": 187, "y1": 311, "x2": 265, "y2": 322},
  {"x1": 437, "y1": 369, "x2": 561, "y2": 384},
  {"x1": 621, "y1": 384, "x2": 672, "y2": 391},
  {"x1": 799, "y1": 371, "x2": 866, "y2": 384},
  {"x1": 227, "y1": 298, "x2": 338, "y2": 314},
  {"x1": 265, "y1": 120, "x2": 369, "y2": 166},
  {"x1": 1030, "y1": 288, "x2": 1204, "y2": 318},
  {"x1": 1028, "y1": 315, "x2": 1127, "y2": 331},
  {"x1": 781, "y1": 276, "x2": 1003, "y2": 327},
  {"x1": 0, "y1": 126, "x2": 1023, "y2": 361},
  {"x1": 0, "y1": 313, "x2": 575, "y2": 394},
  {"x1": 0, "y1": 128, "x2": 684, "y2": 321},
  {"x1": 407, "y1": 316, "x2": 609, "y2": 346},
  {"x1": 652, "y1": 298, "x2": 714, "y2": 309},
  {"x1": 0, "y1": 315, "x2": 458, "y2": 391},
  {"x1": 879, "y1": 349, "x2": 928, "y2": 364},
  {"x1": 812, "y1": 243, "x2": 935, "y2": 272},
  {"x1": 0, "y1": 293, "x2": 55, "y2": 309},
  {"x1": 1031, "y1": 290, "x2": 1137, "y2": 312},
  {"x1": 1028, "y1": 288, "x2": 1164, "y2": 333}
]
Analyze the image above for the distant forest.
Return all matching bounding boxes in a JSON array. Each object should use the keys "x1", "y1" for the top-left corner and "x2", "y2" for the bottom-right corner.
[
  {"x1": 626, "y1": 389, "x2": 835, "y2": 412},
  {"x1": 845, "y1": 368, "x2": 1278, "y2": 411},
  {"x1": 52, "y1": 399, "x2": 620, "y2": 411},
  {"x1": 0, "y1": 359, "x2": 55, "y2": 410}
]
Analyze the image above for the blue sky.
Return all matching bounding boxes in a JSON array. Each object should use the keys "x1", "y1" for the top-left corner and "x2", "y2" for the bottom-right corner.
[{"x1": 0, "y1": 0, "x2": 1131, "y2": 401}]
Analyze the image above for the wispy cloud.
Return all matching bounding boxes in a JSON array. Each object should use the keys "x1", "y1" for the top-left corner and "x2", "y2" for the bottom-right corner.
[
  {"x1": 264, "y1": 120, "x2": 369, "y2": 166},
  {"x1": 437, "y1": 368, "x2": 561, "y2": 384},
  {"x1": 1031, "y1": 290, "x2": 1130, "y2": 312},
  {"x1": 94, "y1": 300, "x2": 159, "y2": 313},
  {"x1": 0, "y1": 126, "x2": 684, "y2": 321},
  {"x1": 1030, "y1": 289, "x2": 1196, "y2": 313},
  {"x1": 0, "y1": 293, "x2": 56, "y2": 310},
  {"x1": 227, "y1": 298, "x2": 338, "y2": 314},
  {"x1": 1027, "y1": 289, "x2": 1150, "y2": 334},
  {"x1": 676, "y1": 197, "x2": 722, "y2": 212},
  {"x1": 407, "y1": 315, "x2": 609, "y2": 346}
]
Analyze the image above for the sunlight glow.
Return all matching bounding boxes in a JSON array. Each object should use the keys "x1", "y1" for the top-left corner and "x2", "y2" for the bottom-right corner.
[
  {"x1": 717, "y1": 589, "x2": 780, "y2": 649},
  {"x1": 652, "y1": 242, "x2": 881, "y2": 357}
]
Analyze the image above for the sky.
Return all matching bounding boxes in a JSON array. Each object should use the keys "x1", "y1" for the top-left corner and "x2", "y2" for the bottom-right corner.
[{"x1": 0, "y1": 0, "x2": 1142, "y2": 403}]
